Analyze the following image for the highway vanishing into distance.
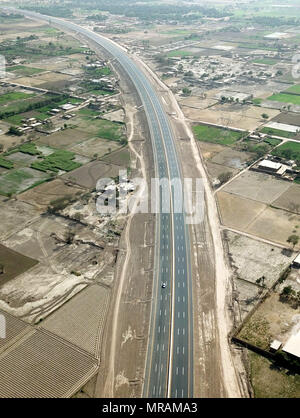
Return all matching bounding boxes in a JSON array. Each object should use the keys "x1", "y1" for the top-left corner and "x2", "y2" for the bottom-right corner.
[{"x1": 8, "y1": 8, "x2": 194, "y2": 398}]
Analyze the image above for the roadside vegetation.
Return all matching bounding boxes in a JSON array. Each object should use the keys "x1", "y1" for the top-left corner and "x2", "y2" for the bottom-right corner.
[{"x1": 192, "y1": 124, "x2": 245, "y2": 145}]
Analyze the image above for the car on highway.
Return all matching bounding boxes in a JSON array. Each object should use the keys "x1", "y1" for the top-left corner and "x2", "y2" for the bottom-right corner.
[{"x1": 161, "y1": 282, "x2": 167, "y2": 289}]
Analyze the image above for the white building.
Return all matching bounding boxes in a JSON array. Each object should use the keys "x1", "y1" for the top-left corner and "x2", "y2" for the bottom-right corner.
[{"x1": 282, "y1": 331, "x2": 300, "y2": 359}]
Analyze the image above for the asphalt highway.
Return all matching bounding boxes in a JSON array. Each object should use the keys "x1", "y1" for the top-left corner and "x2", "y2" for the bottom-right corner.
[{"x1": 8, "y1": 8, "x2": 194, "y2": 398}]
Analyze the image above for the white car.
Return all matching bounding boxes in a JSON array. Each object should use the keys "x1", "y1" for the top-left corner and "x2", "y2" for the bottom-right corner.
[{"x1": 161, "y1": 283, "x2": 167, "y2": 289}]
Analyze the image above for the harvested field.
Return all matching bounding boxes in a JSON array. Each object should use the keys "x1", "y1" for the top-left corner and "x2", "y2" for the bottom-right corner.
[
  {"x1": 0, "y1": 244, "x2": 38, "y2": 285},
  {"x1": 38, "y1": 129, "x2": 91, "y2": 149},
  {"x1": 273, "y1": 112, "x2": 300, "y2": 127},
  {"x1": 198, "y1": 141, "x2": 227, "y2": 160},
  {"x1": 0, "y1": 310, "x2": 30, "y2": 353},
  {"x1": 18, "y1": 178, "x2": 85, "y2": 211},
  {"x1": 0, "y1": 200, "x2": 38, "y2": 240},
  {"x1": 185, "y1": 104, "x2": 280, "y2": 130},
  {"x1": 0, "y1": 324, "x2": 98, "y2": 398},
  {"x1": 247, "y1": 207, "x2": 300, "y2": 249},
  {"x1": 273, "y1": 184, "x2": 300, "y2": 214},
  {"x1": 178, "y1": 95, "x2": 218, "y2": 110},
  {"x1": 42, "y1": 284, "x2": 110, "y2": 357},
  {"x1": 211, "y1": 148, "x2": 254, "y2": 169},
  {"x1": 218, "y1": 191, "x2": 300, "y2": 248},
  {"x1": 62, "y1": 161, "x2": 122, "y2": 189},
  {"x1": 13, "y1": 72, "x2": 73, "y2": 89},
  {"x1": 101, "y1": 147, "x2": 130, "y2": 167},
  {"x1": 0, "y1": 133, "x2": 24, "y2": 152},
  {"x1": 217, "y1": 191, "x2": 266, "y2": 231},
  {"x1": 225, "y1": 230, "x2": 293, "y2": 289},
  {"x1": 205, "y1": 161, "x2": 237, "y2": 181},
  {"x1": 222, "y1": 172, "x2": 291, "y2": 204},
  {"x1": 69, "y1": 137, "x2": 121, "y2": 158}
]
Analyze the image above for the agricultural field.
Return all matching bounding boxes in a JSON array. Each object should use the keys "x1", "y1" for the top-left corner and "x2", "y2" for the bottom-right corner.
[
  {"x1": 167, "y1": 50, "x2": 194, "y2": 58},
  {"x1": 62, "y1": 161, "x2": 122, "y2": 189},
  {"x1": 101, "y1": 147, "x2": 131, "y2": 167},
  {"x1": 42, "y1": 284, "x2": 110, "y2": 357},
  {"x1": 38, "y1": 128, "x2": 91, "y2": 149},
  {"x1": 18, "y1": 178, "x2": 85, "y2": 211},
  {"x1": 267, "y1": 93, "x2": 300, "y2": 106},
  {"x1": 0, "y1": 91, "x2": 36, "y2": 105},
  {"x1": 217, "y1": 174, "x2": 300, "y2": 249},
  {"x1": 252, "y1": 58, "x2": 278, "y2": 65},
  {"x1": 185, "y1": 103, "x2": 280, "y2": 131},
  {"x1": 271, "y1": 141, "x2": 300, "y2": 162},
  {"x1": 0, "y1": 167, "x2": 50, "y2": 196},
  {"x1": 285, "y1": 84, "x2": 300, "y2": 95},
  {"x1": 192, "y1": 124, "x2": 245, "y2": 146},
  {"x1": 0, "y1": 244, "x2": 38, "y2": 285},
  {"x1": 75, "y1": 109, "x2": 127, "y2": 143},
  {"x1": 260, "y1": 127, "x2": 297, "y2": 139},
  {"x1": 8, "y1": 65, "x2": 46, "y2": 76}
]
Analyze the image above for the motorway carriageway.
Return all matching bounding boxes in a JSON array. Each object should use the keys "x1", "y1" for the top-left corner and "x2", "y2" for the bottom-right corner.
[{"x1": 10, "y1": 8, "x2": 194, "y2": 398}]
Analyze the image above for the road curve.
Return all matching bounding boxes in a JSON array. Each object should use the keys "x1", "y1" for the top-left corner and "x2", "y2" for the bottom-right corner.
[{"x1": 7, "y1": 8, "x2": 194, "y2": 398}]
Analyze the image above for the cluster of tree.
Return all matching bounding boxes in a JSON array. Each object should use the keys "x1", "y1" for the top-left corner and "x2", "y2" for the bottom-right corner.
[
  {"x1": 86, "y1": 13, "x2": 108, "y2": 21},
  {"x1": 0, "y1": 94, "x2": 68, "y2": 120},
  {"x1": 7, "y1": 126, "x2": 22, "y2": 136},
  {"x1": 246, "y1": 15, "x2": 300, "y2": 27},
  {"x1": 25, "y1": 5, "x2": 73, "y2": 18},
  {"x1": 68, "y1": 0, "x2": 232, "y2": 22},
  {"x1": 280, "y1": 285, "x2": 300, "y2": 309}
]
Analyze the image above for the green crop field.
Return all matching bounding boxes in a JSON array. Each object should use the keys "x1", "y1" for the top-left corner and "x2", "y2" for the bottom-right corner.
[
  {"x1": 272, "y1": 141, "x2": 300, "y2": 161},
  {"x1": 267, "y1": 93, "x2": 300, "y2": 105},
  {"x1": 0, "y1": 157, "x2": 14, "y2": 169},
  {"x1": 31, "y1": 149, "x2": 81, "y2": 173},
  {"x1": 167, "y1": 50, "x2": 194, "y2": 57},
  {"x1": 192, "y1": 124, "x2": 245, "y2": 145},
  {"x1": 8, "y1": 65, "x2": 45, "y2": 76},
  {"x1": 0, "y1": 91, "x2": 35, "y2": 105},
  {"x1": 252, "y1": 58, "x2": 278, "y2": 65},
  {"x1": 285, "y1": 84, "x2": 300, "y2": 95},
  {"x1": 260, "y1": 127, "x2": 296, "y2": 139},
  {"x1": 0, "y1": 167, "x2": 49, "y2": 196}
]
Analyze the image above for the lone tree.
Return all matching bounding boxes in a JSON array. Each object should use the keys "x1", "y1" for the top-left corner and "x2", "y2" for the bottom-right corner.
[
  {"x1": 261, "y1": 113, "x2": 269, "y2": 120},
  {"x1": 287, "y1": 235, "x2": 299, "y2": 249}
]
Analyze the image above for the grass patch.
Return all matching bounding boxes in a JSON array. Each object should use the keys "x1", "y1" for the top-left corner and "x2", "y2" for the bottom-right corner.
[
  {"x1": 167, "y1": 50, "x2": 193, "y2": 58},
  {"x1": 252, "y1": 98, "x2": 262, "y2": 105},
  {"x1": 260, "y1": 127, "x2": 297, "y2": 139},
  {"x1": 78, "y1": 108, "x2": 99, "y2": 118},
  {"x1": 0, "y1": 91, "x2": 35, "y2": 105},
  {"x1": 267, "y1": 93, "x2": 300, "y2": 105},
  {"x1": 192, "y1": 124, "x2": 245, "y2": 145},
  {"x1": 8, "y1": 65, "x2": 45, "y2": 76},
  {"x1": 249, "y1": 351, "x2": 300, "y2": 398},
  {"x1": 271, "y1": 141, "x2": 300, "y2": 161}
]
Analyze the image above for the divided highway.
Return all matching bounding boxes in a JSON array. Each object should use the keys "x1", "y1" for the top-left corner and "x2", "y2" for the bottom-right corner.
[{"x1": 10, "y1": 8, "x2": 194, "y2": 398}]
